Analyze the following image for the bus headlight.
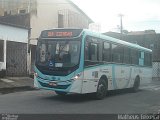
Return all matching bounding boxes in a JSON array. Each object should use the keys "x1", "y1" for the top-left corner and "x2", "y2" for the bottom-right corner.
[
  {"x1": 71, "y1": 73, "x2": 82, "y2": 80},
  {"x1": 34, "y1": 72, "x2": 38, "y2": 78}
]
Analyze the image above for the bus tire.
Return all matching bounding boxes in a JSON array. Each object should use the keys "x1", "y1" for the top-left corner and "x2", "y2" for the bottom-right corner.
[
  {"x1": 94, "y1": 78, "x2": 107, "y2": 100},
  {"x1": 55, "y1": 91, "x2": 67, "y2": 96},
  {"x1": 132, "y1": 77, "x2": 140, "y2": 92}
]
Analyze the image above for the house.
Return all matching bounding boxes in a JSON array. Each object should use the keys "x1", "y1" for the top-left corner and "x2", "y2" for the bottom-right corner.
[
  {"x1": 0, "y1": 0, "x2": 93, "y2": 40},
  {"x1": 0, "y1": 0, "x2": 93, "y2": 75},
  {"x1": 0, "y1": 22, "x2": 29, "y2": 77}
]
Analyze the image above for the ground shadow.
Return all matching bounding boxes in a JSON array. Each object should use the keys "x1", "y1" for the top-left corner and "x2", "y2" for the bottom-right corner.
[
  {"x1": 42, "y1": 88, "x2": 142, "y2": 103},
  {"x1": 0, "y1": 86, "x2": 37, "y2": 94}
]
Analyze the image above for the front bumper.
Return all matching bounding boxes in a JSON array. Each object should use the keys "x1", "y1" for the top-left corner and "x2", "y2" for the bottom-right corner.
[{"x1": 34, "y1": 76, "x2": 82, "y2": 93}]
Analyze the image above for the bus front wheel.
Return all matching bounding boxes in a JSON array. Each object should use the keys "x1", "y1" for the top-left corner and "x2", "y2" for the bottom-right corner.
[
  {"x1": 55, "y1": 91, "x2": 67, "y2": 96},
  {"x1": 94, "y1": 79, "x2": 107, "y2": 100}
]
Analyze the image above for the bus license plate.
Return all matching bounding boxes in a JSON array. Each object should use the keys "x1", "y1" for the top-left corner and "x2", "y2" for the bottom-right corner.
[{"x1": 49, "y1": 82, "x2": 57, "y2": 86}]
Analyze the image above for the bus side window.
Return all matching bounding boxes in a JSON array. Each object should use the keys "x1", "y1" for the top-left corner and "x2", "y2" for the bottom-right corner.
[
  {"x1": 144, "y1": 52, "x2": 152, "y2": 66},
  {"x1": 84, "y1": 37, "x2": 100, "y2": 67},
  {"x1": 123, "y1": 47, "x2": 130, "y2": 64},
  {"x1": 90, "y1": 43, "x2": 98, "y2": 61},
  {"x1": 112, "y1": 44, "x2": 123, "y2": 63},
  {"x1": 103, "y1": 42, "x2": 111, "y2": 62},
  {"x1": 130, "y1": 49, "x2": 139, "y2": 65},
  {"x1": 85, "y1": 37, "x2": 99, "y2": 62},
  {"x1": 85, "y1": 40, "x2": 89, "y2": 60}
]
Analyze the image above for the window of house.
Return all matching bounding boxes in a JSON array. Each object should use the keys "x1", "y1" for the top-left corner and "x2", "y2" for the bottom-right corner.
[
  {"x1": 0, "y1": 40, "x2": 4, "y2": 62},
  {"x1": 58, "y1": 14, "x2": 64, "y2": 28}
]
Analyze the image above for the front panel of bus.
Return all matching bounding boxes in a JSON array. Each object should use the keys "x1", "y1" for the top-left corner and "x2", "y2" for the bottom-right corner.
[{"x1": 34, "y1": 29, "x2": 85, "y2": 93}]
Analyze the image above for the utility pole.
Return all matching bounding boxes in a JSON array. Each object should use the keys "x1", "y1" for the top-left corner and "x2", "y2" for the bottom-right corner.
[
  {"x1": 118, "y1": 14, "x2": 124, "y2": 34},
  {"x1": 28, "y1": 0, "x2": 31, "y2": 13}
]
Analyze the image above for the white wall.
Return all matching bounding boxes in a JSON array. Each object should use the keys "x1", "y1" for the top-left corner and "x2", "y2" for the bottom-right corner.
[
  {"x1": 0, "y1": 24, "x2": 28, "y2": 71},
  {"x1": 0, "y1": 24, "x2": 28, "y2": 43},
  {"x1": 30, "y1": 0, "x2": 89, "y2": 45}
]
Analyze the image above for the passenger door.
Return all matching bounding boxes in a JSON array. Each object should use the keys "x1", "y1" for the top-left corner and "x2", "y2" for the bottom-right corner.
[{"x1": 82, "y1": 36, "x2": 100, "y2": 93}]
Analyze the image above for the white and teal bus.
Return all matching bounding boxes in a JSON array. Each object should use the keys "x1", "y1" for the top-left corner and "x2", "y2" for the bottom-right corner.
[{"x1": 34, "y1": 28, "x2": 152, "y2": 99}]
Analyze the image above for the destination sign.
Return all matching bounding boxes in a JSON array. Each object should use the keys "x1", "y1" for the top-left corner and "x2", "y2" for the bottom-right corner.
[
  {"x1": 40, "y1": 29, "x2": 83, "y2": 38},
  {"x1": 48, "y1": 31, "x2": 73, "y2": 37}
]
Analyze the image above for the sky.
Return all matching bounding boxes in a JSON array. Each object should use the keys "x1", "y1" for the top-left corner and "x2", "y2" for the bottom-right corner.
[{"x1": 70, "y1": 0, "x2": 160, "y2": 33}]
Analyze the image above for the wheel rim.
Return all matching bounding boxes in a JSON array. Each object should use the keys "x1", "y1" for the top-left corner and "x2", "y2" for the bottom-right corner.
[{"x1": 97, "y1": 83, "x2": 105, "y2": 98}]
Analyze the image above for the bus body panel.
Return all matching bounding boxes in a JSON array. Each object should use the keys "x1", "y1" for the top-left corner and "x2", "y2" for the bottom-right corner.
[{"x1": 81, "y1": 64, "x2": 152, "y2": 93}]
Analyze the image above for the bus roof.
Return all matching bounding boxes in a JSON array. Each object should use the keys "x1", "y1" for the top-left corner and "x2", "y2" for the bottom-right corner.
[
  {"x1": 40, "y1": 28, "x2": 152, "y2": 53},
  {"x1": 83, "y1": 29, "x2": 152, "y2": 53}
]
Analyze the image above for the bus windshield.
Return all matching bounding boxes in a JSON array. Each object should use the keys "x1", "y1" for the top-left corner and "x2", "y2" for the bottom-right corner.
[{"x1": 36, "y1": 38, "x2": 81, "y2": 75}]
